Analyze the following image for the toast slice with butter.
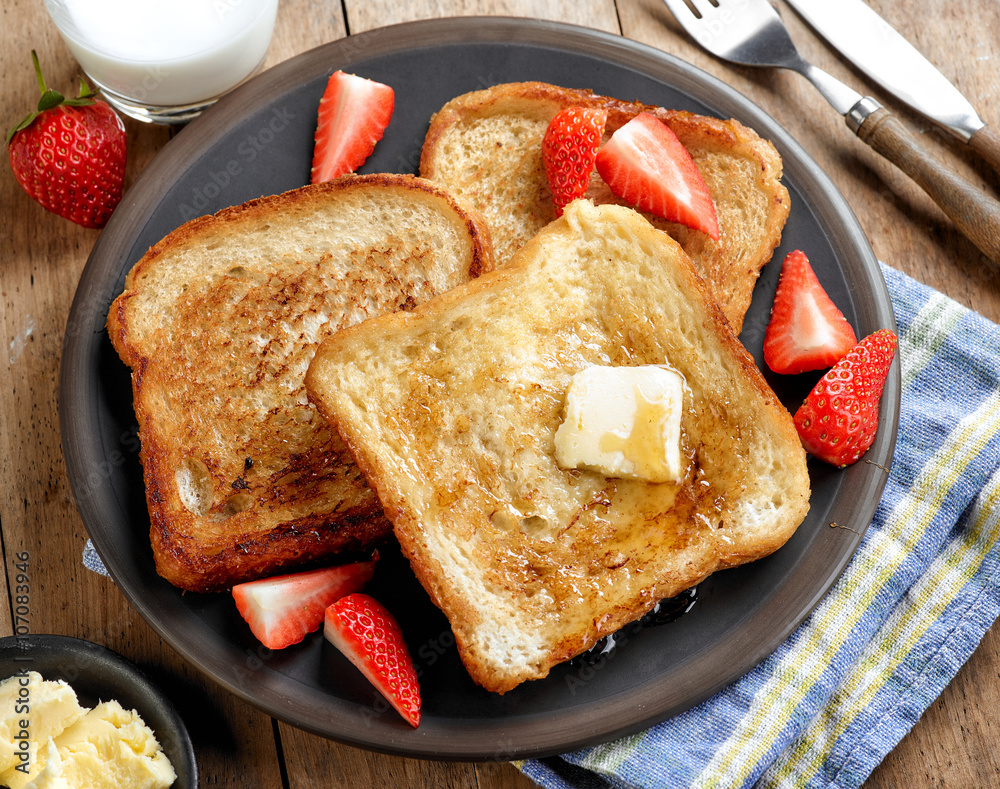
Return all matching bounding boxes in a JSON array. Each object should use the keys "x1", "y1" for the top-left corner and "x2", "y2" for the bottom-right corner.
[
  {"x1": 107, "y1": 174, "x2": 495, "y2": 592},
  {"x1": 306, "y1": 200, "x2": 810, "y2": 693},
  {"x1": 419, "y1": 81, "x2": 790, "y2": 333}
]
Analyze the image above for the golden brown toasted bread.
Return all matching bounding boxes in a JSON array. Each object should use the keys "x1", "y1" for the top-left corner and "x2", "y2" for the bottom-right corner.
[
  {"x1": 419, "y1": 81, "x2": 790, "y2": 332},
  {"x1": 306, "y1": 200, "x2": 810, "y2": 693},
  {"x1": 107, "y1": 174, "x2": 495, "y2": 592}
]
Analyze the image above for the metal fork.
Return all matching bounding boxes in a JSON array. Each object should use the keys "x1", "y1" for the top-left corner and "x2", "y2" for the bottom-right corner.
[{"x1": 662, "y1": 0, "x2": 1000, "y2": 264}]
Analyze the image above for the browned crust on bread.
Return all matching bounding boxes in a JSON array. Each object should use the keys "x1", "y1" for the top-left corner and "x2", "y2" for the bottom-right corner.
[
  {"x1": 419, "y1": 81, "x2": 790, "y2": 333},
  {"x1": 108, "y1": 174, "x2": 495, "y2": 592},
  {"x1": 108, "y1": 174, "x2": 494, "y2": 364}
]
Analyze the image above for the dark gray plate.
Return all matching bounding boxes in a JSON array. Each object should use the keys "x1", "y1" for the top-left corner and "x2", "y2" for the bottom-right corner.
[
  {"x1": 58, "y1": 17, "x2": 898, "y2": 760},
  {"x1": 0, "y1": 635, "x2": 197, "y2": 787}
]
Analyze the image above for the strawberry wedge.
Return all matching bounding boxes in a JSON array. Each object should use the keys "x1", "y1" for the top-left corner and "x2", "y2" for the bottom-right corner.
[
  {"x1": 542, "y1": 106, "x2": 607, "y2": 216},
  {"x1": 763, "y1": 249, "x2": 858, "y2": 375},
  {"x1": 233, "y1": 558, "x2": 377, "y2": 650},
  {"x1": 324, "y1": 593, "x2": 421, "y2": 728},
  {"x1": 794, "y1": 329, "x2": 898, "y2": 467},
  {"x1": 311, "y1": 70, "x2": 394, "y2": 184},
  {"x1": 595, "y1": 112, "x2": 720, "y2": 240}
]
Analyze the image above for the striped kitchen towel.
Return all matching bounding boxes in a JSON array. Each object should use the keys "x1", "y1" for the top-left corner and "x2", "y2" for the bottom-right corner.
[{"x1": 518, "y1": 263, "x2": 1000, "y2": 788}]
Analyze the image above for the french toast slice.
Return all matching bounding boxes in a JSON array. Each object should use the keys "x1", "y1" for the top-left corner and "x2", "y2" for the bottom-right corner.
[
  {"x1": 306, "y1": 200, "x2": 810, "y2": 693},
  {"x1": 107, "y1": 174, "x2": 495, "y2": 593},
  {"x1": 419, "y1": 81, "x2": 790, "y2": 333}
]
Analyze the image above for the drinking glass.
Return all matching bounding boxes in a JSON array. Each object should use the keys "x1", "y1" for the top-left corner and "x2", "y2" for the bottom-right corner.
[{"x1": 43, "y1": 0, "x2": 280, "y2": 125}]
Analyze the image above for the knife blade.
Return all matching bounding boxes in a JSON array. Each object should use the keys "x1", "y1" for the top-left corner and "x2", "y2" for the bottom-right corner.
[{"x1": 783, "y1": 0, "x2": 1000, "y2": 174}]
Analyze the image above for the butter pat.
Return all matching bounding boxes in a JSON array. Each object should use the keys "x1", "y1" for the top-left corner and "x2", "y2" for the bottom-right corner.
[
  {"x1": 554, "y1": 364, "x2": 685, "y2": 482},
  {"x1": 19, "y1": 739, "x2": 65, "y2": 789}
]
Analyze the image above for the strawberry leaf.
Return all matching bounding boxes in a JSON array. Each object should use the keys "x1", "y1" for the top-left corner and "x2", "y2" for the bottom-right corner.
[
  {"x1": 38, "y1": 89, "x2": 65, "y2": 111},
  {"x1": 6, "y1": 52, "x2": 95, "y2": 145}
]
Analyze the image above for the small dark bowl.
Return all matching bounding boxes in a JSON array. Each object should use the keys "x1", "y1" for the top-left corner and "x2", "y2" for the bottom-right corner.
[{"x1": 0, "y1": 635, "x2": 197, "y2": 789}]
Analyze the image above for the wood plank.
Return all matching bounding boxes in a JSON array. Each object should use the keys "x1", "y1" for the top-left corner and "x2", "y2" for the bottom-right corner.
[
  {"x1": 279, "y1": 723, "x2": 493, "y2": 787},
  {"x1": 343, "y1": 0, "x2": 620, "y2": 34},
  {"x1": 267, "y1": 0, "x2": 347, "y2": 64},
  {"x1": 279, "y1": 723, "x2": 540, "y2": 787},
  {"x1": 0, "y1": 554, "x2": 11, "y2": 636},
  {"x1": 476, "y1": 760, "x2": 540, "y2": 788}
]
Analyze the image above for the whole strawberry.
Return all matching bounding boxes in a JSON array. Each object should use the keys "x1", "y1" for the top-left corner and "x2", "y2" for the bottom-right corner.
[
  {"x1": 8, "y1": 51, "x2": 126, "y2": 229},
  {"x1": 542, "y1": 106, "x2": 607, "y2": 216},
  {"x1": 794, "y1": 328, "x2": 897, "y2": 467}
]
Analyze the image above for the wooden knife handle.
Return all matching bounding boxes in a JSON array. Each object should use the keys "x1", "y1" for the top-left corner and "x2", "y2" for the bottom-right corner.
[
  {"x1": 856, "y1": 106, "x2": 1000, "y2": 264},
  {"x1": 969, "y1": 125, "x2": 1000, "y2": 178}
]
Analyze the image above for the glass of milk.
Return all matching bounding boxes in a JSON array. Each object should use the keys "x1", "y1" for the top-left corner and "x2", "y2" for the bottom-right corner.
[{"x1": 43, "y1": 0, "x2": 279, "y2": 124}]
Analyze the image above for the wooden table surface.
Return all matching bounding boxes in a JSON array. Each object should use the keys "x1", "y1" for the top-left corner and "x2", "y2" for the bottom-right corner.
[{"x1": 3, "y1": 1, "x2": 999, "y2": 786}]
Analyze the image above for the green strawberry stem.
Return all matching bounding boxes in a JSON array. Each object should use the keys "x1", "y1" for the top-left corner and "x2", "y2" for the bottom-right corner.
[{"x1": 6, "y1": 50, "x2": 96, "y2": 144}]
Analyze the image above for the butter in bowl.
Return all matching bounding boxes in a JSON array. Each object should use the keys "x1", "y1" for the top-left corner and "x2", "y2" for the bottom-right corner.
[{"x1": 0, "y1": 635, "x2": 195, "y2": 788}]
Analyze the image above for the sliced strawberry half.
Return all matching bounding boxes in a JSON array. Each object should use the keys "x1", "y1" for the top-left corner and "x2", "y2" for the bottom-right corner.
[
  {"x1": 311, "y1": 70, "x2": 394, "y2": 184},
  {"x1": 232, "y1": 557, "x2": 377, "y2": 650},
  {"x1": 542, "y1": 106, "x2": 607, "y2": 216},
  {"x1": 324, "y1": 593, "x2": 421, "y2": 728},
  {"x1": 763, "y1": 249, "x2": 858, "y2": 375},
  {"x1": 595, "y1": 112, "x2": 720, "y2": 240},
  {"x1": 794, "y1": 329, "x2": 898, "y2": 467}
]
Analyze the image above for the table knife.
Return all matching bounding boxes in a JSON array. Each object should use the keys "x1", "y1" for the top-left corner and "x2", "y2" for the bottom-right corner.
[{"x1": 783, "y1": 0, "x2": 1000, "y2": 176}]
